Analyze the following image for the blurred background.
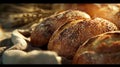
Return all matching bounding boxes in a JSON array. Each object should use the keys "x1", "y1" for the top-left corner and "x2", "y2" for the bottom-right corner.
[
  {"x1": 0, "y1": 4, "x2": 59, "y2": 41},
  {"x1": 0, "y1": 3, "x2": 120, "y2": 29},
  {"x1": 0, "y1": 3, "x2": 120, "y2": 42}
]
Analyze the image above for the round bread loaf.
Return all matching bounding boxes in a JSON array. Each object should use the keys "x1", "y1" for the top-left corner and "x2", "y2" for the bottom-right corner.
[
  {"x1": 68, "y1": 4, "x2": 120, "y2": 29},
  {"x1": 114, "y1": 12, "x2": 120, "y2": 30},
  {"x1": 77, "y1": 4, "x2": 120, "y2": 30},
  {"x1": 30, "y1": 10, "x2": 91, "y2": 47},
  {"x1": 48, "y1": 17, "x2": 118, "y2": 59},
  {"x1": 73, "y1": 31, "x2": 120, "y2": 64},
  {"x1": 63, "y1": 4, "x2": 120, "y2": 29}
]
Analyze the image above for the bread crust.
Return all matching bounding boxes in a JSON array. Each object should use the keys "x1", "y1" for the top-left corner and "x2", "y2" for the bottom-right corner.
[
  {"x1": 65, "y1": 4, "x2": 120, "y2": 29},
  {"x1": 48, "y1": 17, "x2": 118, "y2": 59},
  {"x1": 73, "y1": 31, "x2": 120, "y2": 64},
  {"x1": 30, "y1": 10, "x2": 91, "y2": 47}
]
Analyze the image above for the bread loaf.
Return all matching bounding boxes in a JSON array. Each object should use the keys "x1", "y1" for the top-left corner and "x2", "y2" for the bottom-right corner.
[
  {"x1": 48, "y1": 17, "x2": 118, "y2": 59},
  {"x1": 30, "y1": 10, "x2": 91, "y2": 47},
  {"x1": 73, "y1": 31, "x2": 120, "y2": 64},
  {"x1": 63, "y1": 4, "x2": 120, "y2": 29}
]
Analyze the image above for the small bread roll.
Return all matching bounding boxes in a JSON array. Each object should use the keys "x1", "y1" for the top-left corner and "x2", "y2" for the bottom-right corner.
[
  {"x1": 30, "y1": 9, "x2": 91, "y2": 47},
  {"x1": 48, "y1": 17, "x2": 118, "y2": 59},
  {"x1": 73, "y1": 31, "x2": 120, "y2": 64}
]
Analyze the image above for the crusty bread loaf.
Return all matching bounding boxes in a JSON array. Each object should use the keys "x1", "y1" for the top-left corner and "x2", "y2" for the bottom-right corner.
[
  {"x1": 73, "y1": 31, "x2": 120, "y2": 64},
  {"x1": 48, "y1": 17, "x2": 118, "y2": 59},
  {"x1": 78, "y1": 4, "x2": 120, "y2": 30},
  {"x1": 30, "y1": 9, "x2": 91, "y2": 47},
  {"x1": 63, "y1": 4, "x2": 120, "y2": 29},
  {"x1": 114, "y1": 12, "x2": 120, "y2": 30}
]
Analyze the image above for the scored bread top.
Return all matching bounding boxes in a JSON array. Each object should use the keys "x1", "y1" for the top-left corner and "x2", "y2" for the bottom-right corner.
[
  {"x1": 30, "y1": 9, "x2": 91, "y2": 47},
  {"x1": 73, "y1": 31, "x2": 120, "y2": 64},
  {"x1": 48, "y1": 17, "x2": 118, "y2": 59}
]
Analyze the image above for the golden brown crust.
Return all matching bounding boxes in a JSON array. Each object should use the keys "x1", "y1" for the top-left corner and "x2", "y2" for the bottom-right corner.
[
  {"x1": 48, "y1": 17, "x2": 118, "y2": 60},
  {"x1": 63, "y1": 4, "x2": 120, "y2": 29},
  {"x1": 30, "y1": 10, "x2": 91, "y2": 47},
  {"x1": 83, "y1": 4, "x2": 120, "y2": 30},
  {"x1": 80, "y1": 4, "x2": 120, "y2": 30},
  {"x1": 114, "y1": 12, "x2": 120, "y2": 30},
  {"x1": 73, "y1": 31, "x2": 120, "y2": 64}
]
